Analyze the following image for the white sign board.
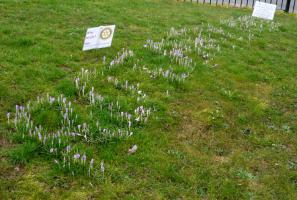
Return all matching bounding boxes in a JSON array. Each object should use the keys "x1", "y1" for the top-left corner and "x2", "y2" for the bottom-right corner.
[
  {"x1": 252, "y1": 1, "x2": 276, "y2": 20},
  {"x1": 83, "y1": 25, "x2": 115, "y2": 51}
]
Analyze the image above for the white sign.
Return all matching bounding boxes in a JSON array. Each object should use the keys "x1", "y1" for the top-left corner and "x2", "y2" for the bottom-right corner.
[
  {"x1": 252, "y1": 1, "x2": 276, "y2": 20},
  {"x1": 83, "y1": 25, "x2": 115, "y2": 51}
]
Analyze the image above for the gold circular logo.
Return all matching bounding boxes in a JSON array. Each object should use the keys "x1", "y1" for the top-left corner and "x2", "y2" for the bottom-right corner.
[{"x1": 100, "y1": 28, "x2": 112, "y2": 40}]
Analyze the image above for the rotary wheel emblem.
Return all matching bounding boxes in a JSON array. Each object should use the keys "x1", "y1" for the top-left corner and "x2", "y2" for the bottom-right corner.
[{"x1": 100, "y1": 28, "x2": 112, "y2": 40}]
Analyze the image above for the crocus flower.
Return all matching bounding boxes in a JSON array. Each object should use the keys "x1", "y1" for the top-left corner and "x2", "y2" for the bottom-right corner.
[
  {"x1": 49, "y1": 97, "x2": 55, "y2": 104},
  {"x1": 90, "y1": 158, "x2": 94, "y2": 167},
  {"x1": 6, "y1": 112, "x2": 10, "y2": 123},
  {"x1": 81, "y1": 154, "x2": 87, "y2": 164},
  {"x1": 102, "y1": 56, "x2": 106, "y2": 65},
  {"x1": 88, "y1": 158, "x2": 94, "y2": 177},
  {"x1": 73, "y1": 153, "x2": 80, "y2": 160},
  {"x1": 100, "y1": 161, "x2": 105, "y2": 174},
  {"x1": 66, "y1": 145, "x2": 71, "y2": 153},
  {"x1": 38, "y1": 132, "x2": 42, "y2": 141}
]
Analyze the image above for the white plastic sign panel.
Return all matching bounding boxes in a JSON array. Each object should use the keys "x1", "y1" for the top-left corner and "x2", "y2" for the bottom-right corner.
[
  {"x1": 252, "y1": 1, "x2": 276, "y2": 20},
  {"x1": 83, "y1": 25, "x2": 115, "y2": 51}
]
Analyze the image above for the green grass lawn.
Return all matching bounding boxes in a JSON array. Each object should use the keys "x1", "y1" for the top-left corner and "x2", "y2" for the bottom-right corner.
[{"x1": 1, "y1": 0, "x2": 297, "y2": 199}]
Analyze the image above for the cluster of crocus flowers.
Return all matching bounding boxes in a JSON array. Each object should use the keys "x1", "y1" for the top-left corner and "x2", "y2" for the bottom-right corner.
[
  {"x1": 167, "y1": 40, "x2": 192, "y2": 53},
  {"x1": 11, "y1": 103, "x2": 33, "y2": 136},
  {"x1": 108, "y1": 48, "x2": 134, "y2": 69},
  {"x1": 73, "y1": 65, "x2": 154, "y2": 131},
  {"x1": 220, "y1": 15, "x2": 280, "y2": 33},
  {"x1": 134, "y1": 106, "x2": 151, "y2": 123},
  {"x1": 9, "y1": 94, "x2": 77, "y2": 138},
  {"x1": 7, "y1": 93, "x2": 107, "y2": 178},
  {"x1": 74, "y1": 120, "x2": 134, "y2": 144},
  {"x1": 166, "y1": 25, "x2": 225, "y2": 66},
  {"x1": 73, "y1": 67, "x2": 152, "y2": 137},
  {"x1": 75, "y1": 68, "x2": 96, "y2": 97},
  {"x1": 134, "y1": 65, "x2": 189, "y2": 83},
  {"x1": 88, "y1": 87, "x2": 104, "y2": 106},
  {"x1": 143, "y1": 32, "x2": 196, "y2": 84},
  {"x1": 194, "y1": 37, "x2": 218, "y2": 63},
  {"x1": 107, "y1": 76, "x2": 147, "y2": 102},
  {"x1": 144, "y1": 39, "x2": 165, "y2": 53},
  {"x1": 59, "y1": 97, "x2": 77, "y2": 130},
  {"x1": 146, "y1": 27, "x2": 200, "y2": 68},
  {"x1": 167, "y1": 27, "x2": 188, "y2": 38},
  {"x1": 204, "y1": 23, "x2": 235, "y2": 40},
  {"x1": 93, "y1": 126, "x2": 134, "y2": 142},
  {"x1": 55, "y1": 145, "x2": 99, "y2": 177},
  {"x1": 169, "y1": 48, "x2": 194, "y2": 69},
  {"x1": 220, "y1": 16, "x2": 258, "y2": 29},
  {"x1": 74, "y1": 69, "x2": 105, "y2": 107},
  {"x1": 6, "y1": 45, "x2": 157, "y2": 180}
]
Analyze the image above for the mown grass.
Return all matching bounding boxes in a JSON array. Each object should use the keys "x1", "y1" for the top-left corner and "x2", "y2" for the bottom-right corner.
[{"x1": 1, "y1": 0, "x2": 297, "y2": 199}]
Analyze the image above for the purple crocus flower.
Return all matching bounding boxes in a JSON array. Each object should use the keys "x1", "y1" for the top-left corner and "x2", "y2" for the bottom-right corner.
[
  {"x1": 49, "y1": 97, "x2": 55, "y2": 104},
  {"x1": 38, "y1": 132, "x2": 42, "y2": 141},
  {"x1": 6, "y1": 112, "x2": 10, "y2": 123},
  {"x1": 73, "y1": 153, "x2": 80, "y2": 159},
  {"x1": 81, "y1": 154, "x2": 87, "y2": 164},
  {"x1": 63, "y1": 113, "x2": 68, "y2": 120},
  {"x1": 88, "y1": 158, "x2": 94, "y2": 177},
  {"x1": 66, "y1": 145, "x2": 71, "y2": 153}
]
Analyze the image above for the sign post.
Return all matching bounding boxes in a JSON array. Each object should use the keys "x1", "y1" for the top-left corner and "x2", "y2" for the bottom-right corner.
[
  {"x1": 82, "y1": 25, "x2": 115, "y2": 51},
  {"x1": 252, "y1": 1, "x2": 277, "y2": 20}
]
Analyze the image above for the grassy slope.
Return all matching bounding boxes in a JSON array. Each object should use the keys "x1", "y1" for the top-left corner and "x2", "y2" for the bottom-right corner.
[{"x1": 1, "y1": 0, "x2": 297, "y2": 199}]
